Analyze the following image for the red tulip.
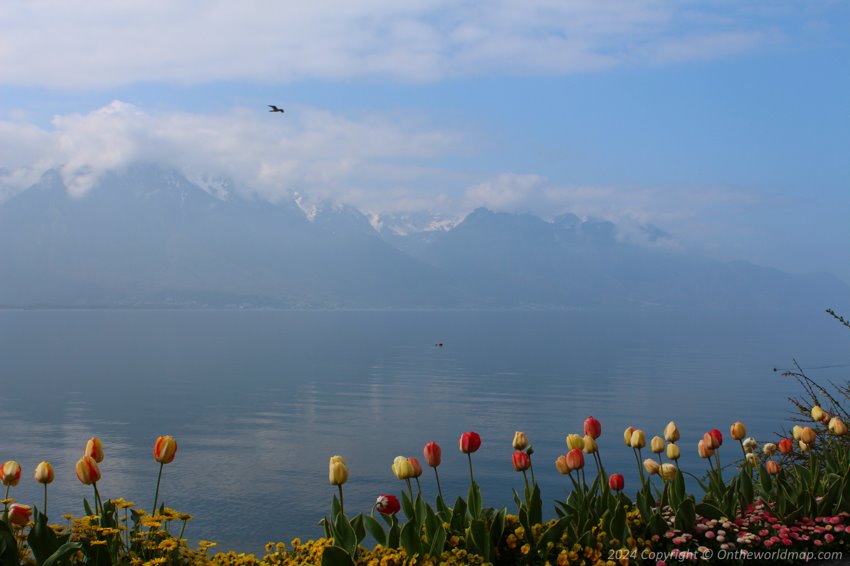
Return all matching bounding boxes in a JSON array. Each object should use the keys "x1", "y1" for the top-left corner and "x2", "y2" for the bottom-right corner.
[
  {"x1": 459, "y1": 431, "x2": 481, "y2": 454},
  {"x1": 0, "y1": 461, "x2": 21, "y2": 487},
  {"x1": 777, "y1": 437, "x2": 793, "y2": 455},
  {"x1": 703, "y1": 429, "x2": 723, "y2": 449},
  {"x1": 7, "y1": 503, "x2": 31, "y2": 526},
  {"x1": 153, "y1": 435, "x2": 178, "y2": 464},
  {"x1": 608, "y1": 473, "x2": 624, "y2": 492},
  {"x1": 375, "y1": 494, "x2": 401, "y2": 515},
  {"x1": 766, "y1": 460, "x2": 781, "y2": 476},
  {"x1": 584, "y1": 416, "x2": 602, "y2": 439},
  {"x1": 565, "y1": 448, "x2": 584, "y2": 471},
  {"x1": 423, "y1": 441, "x2": 442, "y2": 467},
  {"x1": 512, "y1": 450, "x2": 531, "y2": 472}
]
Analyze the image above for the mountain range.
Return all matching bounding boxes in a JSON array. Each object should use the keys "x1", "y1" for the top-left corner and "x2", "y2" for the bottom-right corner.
[{"x1": 1, "y1": 165, "x2": 846, "y2": 310}]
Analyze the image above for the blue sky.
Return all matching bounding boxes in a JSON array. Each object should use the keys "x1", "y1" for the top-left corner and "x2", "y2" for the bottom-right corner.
[{"x1": 1, "y1": 1, "x2": 848, "y2": 282}]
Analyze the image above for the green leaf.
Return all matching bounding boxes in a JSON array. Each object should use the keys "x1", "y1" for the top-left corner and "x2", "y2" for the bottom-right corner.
[
  {"x1": 399, "y1": 520, "x2": 421, "y2": 558},
  {"x1": 674, "y1": 497, "x2": 696, "y2": 533},
  {"x1": 818, "y1": 478, "x2": 842, "y2": 516},
  {"x1": 467, "y1": 482, "x2": 482, "y2": 520},
  {"x1": 489, "y1": 508, "x2": 506, "y2": 550},
  {"x1": 333, "y1": 513, "x2": 357, "y2": 557},
  {"x1": 363, "y1": 515, "x2": 386, "y2": 547},
  {"x1": 449, "y1": 497, "x2": 467, "y2": 532},
  {"x1": 41, "y1": 543, "x2": 83, "y2": 566},
  {"x1": 350, "y1": 514, "x2": 366, "y2": 544},
  {"x1": 321, "y1": 545, "x2": 355, "y2": 566},
  {"x1": 28, "y1": 509, "x2": 60, "y2": 566},
  {"x1": 435, "y1": 495, "x2": 451, "y2": 522},
  {"x1": 387, "y1": 519, "x2": 401, "y2": 549},
  {"x1": 466, "y1": 519, "x2": 490, "y2": 562},
  {"x1": 331, "y1": 496, "x2": 341, "y2": 522},
  {"x1": 528, "y1": 483, "x2": 543, "y2": 525},
  {"x1": 608, "y1": 500, "x2": 626, "y2": 544},
  {"x1": 424, "y1": 505, "x2": 440, "y2": 541},
  {"x1": 83, "y1": 499, "x2": 94, "y2": 519},
  {"x1": 428, "y1": 526, "x2": 446, "y2": 559},
  {"x1": 0, "y1": 521, "x2": 20, "y2": 566},
  {"x1": 401, "y1": 491, "x2": 416, "y2": 523},
  {"x1": 694, "y1": 502, "x2": 724, "y2": 520},
  {"x1": 537, "y1": 516, "x2": 569, "y2": 556}
]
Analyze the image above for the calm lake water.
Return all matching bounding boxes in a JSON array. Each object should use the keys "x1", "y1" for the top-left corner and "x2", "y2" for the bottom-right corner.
[{"x1": 0, "y1": 309, "x2": 846, "y2": 552}]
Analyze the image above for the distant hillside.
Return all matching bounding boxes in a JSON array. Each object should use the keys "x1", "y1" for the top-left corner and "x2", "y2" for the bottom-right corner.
[{"x1": 0, "y1": 165, "x2": 846, "y2": 310}]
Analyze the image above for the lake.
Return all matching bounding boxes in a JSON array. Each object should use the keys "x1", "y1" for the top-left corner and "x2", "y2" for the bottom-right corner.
[{"x1": 0, "y1": 308, "x2": 846, "y2": 552}]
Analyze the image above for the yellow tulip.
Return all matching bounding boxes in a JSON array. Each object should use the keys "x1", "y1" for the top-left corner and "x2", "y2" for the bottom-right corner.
[
  {"x1": 623, "y1": 427, "x2": 636, "y2": 446},
  {"x1": 811, "y1": 405, "x2": 826, "y2": 422},
  {"x1": 0, "y1": 461, "x2": 22, "y2": 487},
  {"x1": 629, "y1": 429, "x2": 646, "y2": 449},
  {"x1": 643, "y1": 458, "x2": 660, "y2": 476},
  {"x1": 650, "y1": 436, "x2": 665, "y2": 454},
  {"x1": 697, "y1": 439, "x2": 714, "y2": 459},
  {"x1": 663, "y1": 421, "x2": 680, "y2": 443},
  {"x1": 566, "y1": 433, "x2": 584, "y2": 451},
  {"x1": 555, "y1": 455, "x2": 570, "y2": 475},
  {"x1": 660, "y1": 463, "x2": 677, "y2": 481},
  {"x1": 792, "y1": 425, "x2": 803, "y2": 440},
  {"x1": 85, "y1": 437, "x2": 104, "y2": 463},
  {"x1": 512, "y1": 431, "x2": 529, "y2": 451},
  {"x1": 762, "y1": 443, "x2": 777, "y2": 457},
  {"x1": 799, "y1": 426, "x2": 816, "y2": 444},
  {"x1": 582, "y1": 435, "x2": 598, "y2": 454},
  {"x1": 730, "y1": 421, "x2": 746, "y2": 441},
  {"x1": 75, "y1": 456, "x2": 101, "y2": 485},
  {"x1": 34, "y1": 462, "x2": 54, "y2": 484},
  {"x1": 153, "y1": 436, "x2": 178, "y2": 464},
  {"x1": 329, "y1": 455, "x2": 348, "y2": 486},
  {"x1": 666, "y1": 443, "x2": 680, "y2": 461},
  {"x1": 391, "y1": 456, "x2": 415, "y2": 480},
  {"x1": 829, "y1": 417, "x2": 848, "y2": 436}
]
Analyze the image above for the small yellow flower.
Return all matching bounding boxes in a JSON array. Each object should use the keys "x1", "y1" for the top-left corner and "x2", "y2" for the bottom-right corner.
[{"x1": 158, "y1": 539, "x2": 178, "y2": 552}]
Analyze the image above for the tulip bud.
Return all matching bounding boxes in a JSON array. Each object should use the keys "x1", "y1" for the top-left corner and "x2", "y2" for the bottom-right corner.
[
  {"x1": 512, "y1": 450, "x2": 531, "y2": 472},
  {"x1": 423, "y1": 441, "x2": 442, "y2": 467},
  {"x1": 608, "y1": 473, "x2": 624, "y2": 492},
  {"x1": 566, "y1": 433, "x2": 584, "y2": 451},
  {"x1": 643, "y1": 458, "x2": 660, "y2": 476},
  {"x1": 392, "y1": 456, "x2": 415, "y2": 480},
  {"x1": 75, "y1": 456, "x2": 101, "y2": 485},
  {"x1": 153, "y1": 435, "x2": 177, "y2": 464},
  {"x1": 697, "y1": 439, "x2": 714, "y2": 459},
  {"x1": 650, "y1": 435, "x2": 665, "y2": 454},
  {"x1": 706, "y1": 429, "x2": 723, "y2": 448},
  {"x1": 375, "y1": 494, "x2": 400, "y2": 515},
  {"x1": 792, "y1": 425, "x2": 803, "y2": 440},
  {"x1": 762, "y1": 443, "x2": 777, "y2": 457},
  {"x1": 565, "y1": 448, "x2": 584, "y2": 471},
  {"x1": 555, "y1": 455, "x2": 570, "y2": 475},
  {"x1": 745, "y1": 453, "x2": 758, "y2": 467},
  {"x1": 34, "y1": 461, "x2": 54, "y2": 484},
  {"x1": 629, "y1": 429, "x2": 646, "y2": 449},
  {"x1": 829, "y1": 417, "x2": 848, "y2": 436},
  {"x1": 799, "y1": 440, "x2": 812, "y2": 452},
  {"x1": 660, "y1": 463, "x2": 677, "y2": 481},
  {"x1": 799, "y1": 426, "x2": 816, "y2": 444},
  {"x1": 623, "y1": 427, "x2": 636, "y2": 446},
  {"x1": 666, "y1": 443, "x2": 680, "y2": 461},
  {"x1": 664, "y1": 421, "x2": 680, "y2": 443},
  {"x1": 329, "y1": 455, "x2": 348, "y2": 486},
  {"x1": 459, "y1": 431, "x2": 481, "y2": 454},
  {"x1": 742, "y1": 437, "x2": 758, "y2": 453},
  {"x1": 766, "y1": 460, "x2": 781, "y2": 476},
  {"x1": 85, "y1": 437, "x2": 105, "y2": 463},
  {"x1": 584, "y1": 416, "x2": 602, "y2": 439},
  {"x1": 0, "y1": 461, "x2": 22, "y2": 487},
  {"x1": 777, "y1": 437, "x2": 793, "y2": 455},
  {"x1": 408, "y1": 457, "x2": 423, "y2": 478},
  {"x1": 7, "y1": 503, "x2": 32, "y2": 526},
  {"x1": 730, "y1": 422, "x2": 746, "y2": 441},
  {"x1": 811, "y1": 405, "x2": 826, "y2": 422},
  {"x1": 582, "y1": 435, "x2": 598, "y2": 454},
  {"x1": 512, "y1": 431, "x2": 529, "y2": 451}
]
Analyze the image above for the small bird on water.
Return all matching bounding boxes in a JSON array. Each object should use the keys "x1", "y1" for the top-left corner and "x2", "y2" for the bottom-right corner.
[{"x1": 268, "y1": 105, "x2": 285, "y2": 113}]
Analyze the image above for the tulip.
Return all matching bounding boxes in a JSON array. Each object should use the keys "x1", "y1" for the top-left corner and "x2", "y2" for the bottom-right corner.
[
  {"x1": 512, "y1": 450, "x2": 531, "y2": 472},
  {"x1": 608, "y1": 473, "x2": 624, "y2": 492},
  {"x1": 555, "y1": 455, "x2": 570, "y2": 475},
  {"x1": 392, "y1": 456, "x2": 415, "y2": 480},
  {"x1": 512, "y1": 431, "x2": 529, "y2": 451},
  {"x1": 666, "y1": 443, "x2": 680, "y2": 461},
  {"x1": 153, "y1": 435, "x2": 177, "y2": 464},
  {"x1": 459, "y1": 431, "x2": 481, "y2": 486},
  {"x1": 459, "y1": 431, "x2": 481, "y2": 454},
  {"x1": 777, "y1": 437, "x2": 793, "y2": 455},
  {"x1": 76, "y1": 456, "x2": 101, "y2": 485},
  {"x1": 799, "y1": 440, "x2": 812, "y2": 452},
  {"x1": 623, "y1": 427, "x2": 636, "y2": 446},
  {"x1": 7, "y1": 503, "x2": 31, "y2": 526},
  {"x1": 697, "y1": 439, "x2": 714, "y2": 459},
  {"x1": 582, "y1": 435, "x2": 598, "y2": 454},
  {"x1": 762, "y1": 443, "x2": 777, "y2": 457},
  {"x1": 705, "y1": 429, "x2": 723, "y2": 449},
  {"x1": 664, "y1": 421, "x2": 680, "y2": 443},
  {"x1": 34, "y1": 461, "x2": 54, "y2": 515},
  {"x1": 1, "y1": 461, "x2": 21, "y2": 487},
  {"x1": 375, "y1": 494, "x2": 400, "y2": 515},
  {"x1": 565, "y1": 448, "x2": 584, "y2": 472},
  {"x1": 85, "y1": 437, "x2": 104, "y2": 463},
  {"x1": 799, "y1": 426, "x2": 816, "y2": 444},
  {"x1": 829, "y1": 417, "x2": 848, "y2": 436},
  {"x1": 811, "y1": 405, "x2": 826, "y2": 422},
  {"x1": 730, "y1": 422, "x2": 746, "y2": 441},
  {"x1": 408, "y1": 457, "x2": 423, "y2": 479},
  {"x1": 629, "y1": 429, "x2": 646, "y2": 449},
  {"x1": 650, "y1": 436, "x2": 665, "y2": 454},
  {"x1": 766, "y1": 460, "x2": 781, "y2": 476},
  {"x1": 745, "y1": 453, "x2": 758, "y2": 467},
  {"x1": 660, "y1": 463, "x2": 677, "y2": 481},
  {"x1": 423, "y1": 441, "x2": 444, "y2": 499},
  {"x1": 643, "y1": 458, "x2": 660, "y2": 476},
  {"x1": 792, "y1": 425, "x2": 803, "y2": 440},
  {"x1": 584, "y1": 416, "x2": 602, "y2": 439},
  {"x1": 742, "y1": 437, "x2": 758, "y2": 453},
  {"x1": 566, "y1": 433, "x2": 584, "y2": 451},
  {"x1": 329, "y1": 455, "x2": 348, "y2": 485}
]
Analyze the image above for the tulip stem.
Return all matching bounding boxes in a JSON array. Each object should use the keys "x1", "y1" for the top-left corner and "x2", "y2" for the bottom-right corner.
[
  {"x1": 93, "y1": 483, "x2": 102, "y2": 519},
  {"x1": 43, "y1": 484, "x2": 48, "y2": 517},
  {"x1": 521, "y1": 469, "x2": 530, "y2": 497},
  {"x1": 338, "y1": 484, "x2": 344, "y2": 515},
  {"x1": 713, "y1": 451, "x2": 724, "y2": 485},
  {"x1": 152, "y1": 462, "x2": 164, "y2": 517},
  {"x1": 467, "y1": 453, "x2": 475, "y2": 485},
  {"x1": 433, "y1": 468, "x2": 443, "y2": 500},
  {"x1": 405, "y1": 478, "x2": 414, "y2": 502},
  {"x1": 633, "y1": 448, "x2": 647, "y2": 490},
  {"x1": 414, "y1": 477, "x2": 422, "y2": 498},
  {"x1": 529, "y1": 458, "x2": 536, "y2": 486},
  {"x1": 3, "y1": 485, "x2": 8, "y2": 516}
]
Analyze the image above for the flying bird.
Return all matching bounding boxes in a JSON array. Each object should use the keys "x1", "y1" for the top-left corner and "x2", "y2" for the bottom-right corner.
[{"x1": 268, "y1": 105, "x2": 285, "y2": 113}]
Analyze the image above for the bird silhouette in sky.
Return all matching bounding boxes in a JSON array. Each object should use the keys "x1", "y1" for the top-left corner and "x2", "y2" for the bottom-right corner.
[{"x1": 268, "y1": 105, "x2": 285, "y2": 113}]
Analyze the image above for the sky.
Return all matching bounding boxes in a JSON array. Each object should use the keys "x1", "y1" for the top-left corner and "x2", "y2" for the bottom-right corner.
[{"x1": 1, "y1": 0, "x2": 849, "y2": 282}]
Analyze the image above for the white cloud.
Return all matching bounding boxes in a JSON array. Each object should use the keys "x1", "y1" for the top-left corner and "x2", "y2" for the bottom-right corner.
[{"x1": 0, "y1": 0, "x2": 792, "y2": 89}]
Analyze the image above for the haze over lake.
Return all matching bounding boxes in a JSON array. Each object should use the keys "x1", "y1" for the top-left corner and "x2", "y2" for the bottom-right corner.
[{"x1": 1, "y1": 307, "x2": 845, "y2": 551}]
